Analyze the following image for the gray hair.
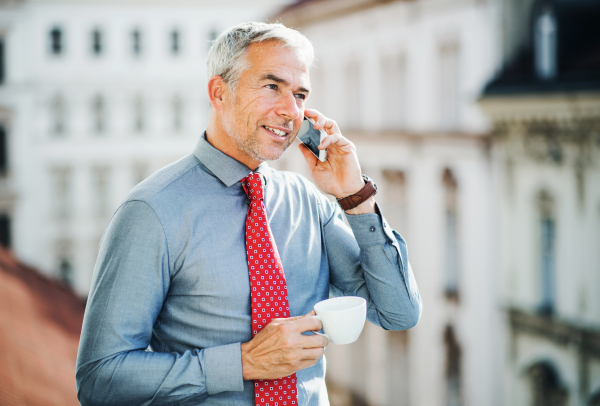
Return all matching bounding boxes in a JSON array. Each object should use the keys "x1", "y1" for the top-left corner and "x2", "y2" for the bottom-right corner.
[{"x1": 207, "y1": 22, "x2": 314, "y2": 97}]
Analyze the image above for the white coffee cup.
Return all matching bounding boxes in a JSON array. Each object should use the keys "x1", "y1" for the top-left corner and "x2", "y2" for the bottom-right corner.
[{"x1": 311, "y1": 296, "x2": 367, "y2": 345}]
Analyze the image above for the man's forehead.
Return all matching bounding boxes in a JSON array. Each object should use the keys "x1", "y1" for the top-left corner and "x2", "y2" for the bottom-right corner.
[{"x1": 246, "y1": 42, "x2": 310, "y2": 85}]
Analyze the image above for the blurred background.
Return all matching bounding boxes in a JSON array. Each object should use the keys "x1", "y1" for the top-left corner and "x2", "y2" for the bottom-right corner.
[{"x1": 0, "y1": 0, "x2": 598, "y2": 405}]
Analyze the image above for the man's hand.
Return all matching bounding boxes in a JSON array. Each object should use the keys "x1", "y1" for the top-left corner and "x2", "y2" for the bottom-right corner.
[
  {"x1": 299, "y1": 109, "x2": 376, "y2": 215},
  {"x1": 241, "y1": 311, "x2": 329, "y2": 380}
]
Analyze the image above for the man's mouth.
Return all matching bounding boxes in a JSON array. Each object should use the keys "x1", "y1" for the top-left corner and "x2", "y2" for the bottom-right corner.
[{"x1": 262, "y1": 125, "x2": 290, "y2": 138}]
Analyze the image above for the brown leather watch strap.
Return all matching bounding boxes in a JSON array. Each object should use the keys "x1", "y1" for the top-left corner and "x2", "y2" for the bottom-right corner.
[{"x1": 337, "y1": 177, "x2": 377, "y2": 211}]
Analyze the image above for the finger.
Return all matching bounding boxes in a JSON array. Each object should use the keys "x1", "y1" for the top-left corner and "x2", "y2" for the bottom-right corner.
[
  {"x1": 300, "y1": 347, "x2": 326, "y2": 361},
  {"x1": 298, "y1": 143, "x2": 318, "y2": 168},
  {"x1": 291, "y1": 312, "x2": 323, "y2": 333},
  {"x1": 304, "y1": 310, "x2": 316, "y2": 317},
  {"x1": 303, "y1": 108, "x2": 320, "y2": 120},
  {"x1": 319, "y1": 133, "x2": 348, "y2": 150},
  {"x1": 302, "y1": 334, "x2": 329, "y2": 348},
  {"x1": 322, "y1": 119, "x2": 338, "y2": 135}
]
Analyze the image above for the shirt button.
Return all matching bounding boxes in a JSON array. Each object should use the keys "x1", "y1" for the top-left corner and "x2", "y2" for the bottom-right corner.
[{"x1": 370, "y1": 226, "x2": 376, "y2": 232}]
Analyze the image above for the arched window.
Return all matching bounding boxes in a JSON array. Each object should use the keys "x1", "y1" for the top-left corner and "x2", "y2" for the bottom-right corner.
[
  {"x1": 51, "y1": 94, "x2": 66, "y2": 135},
  {"x1": 534, "y1": 7, "x2": 558, "y2": 80},
  {"x1": 537, "y1": 190, "x2": 556, "y2": 314},
  {"x1": 443, "y1": 168, "x2": 460, "y2": 300},
  {"x1": 526, "y1": 362, "x2": 568, "y2": 406},
  {"x1": 91, "y1": 94, "x2": 105, "y2": 134},
  {"x1": 444, "y1": 325, "x2": 462, "y2": 406}
]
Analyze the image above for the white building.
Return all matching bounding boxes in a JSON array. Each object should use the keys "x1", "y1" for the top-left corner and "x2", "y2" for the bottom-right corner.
[
  {"x1": 0, "y1": 0, "x2": 290, "y2": 296},
  {"x1": 481, "y1": 0, "x2": 600, "y2": 405},
  {"x1": 273, "y1": 0, "x2": 502, "y2": 405}
]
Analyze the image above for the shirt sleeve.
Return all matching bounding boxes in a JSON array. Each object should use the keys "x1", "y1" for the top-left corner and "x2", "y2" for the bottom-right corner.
[
  {"x1": 321, "y1": 197, "x2": 422, "y2": 331},
  {"x1": 75, "y1": 200, "x2": 244, "y2": 406}
]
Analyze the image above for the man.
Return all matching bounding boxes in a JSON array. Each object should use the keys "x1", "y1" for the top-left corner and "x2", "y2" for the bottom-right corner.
[{"x1": 76, "y1": 22, "x2": 421, "y2": 406}]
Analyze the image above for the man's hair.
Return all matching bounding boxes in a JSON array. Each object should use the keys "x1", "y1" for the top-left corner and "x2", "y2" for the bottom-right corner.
[{"x1": 207, "y1": 22, "x2": 314, "y2": 97}]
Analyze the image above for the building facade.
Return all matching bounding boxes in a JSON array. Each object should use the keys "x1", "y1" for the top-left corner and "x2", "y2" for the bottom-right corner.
[
  {"x1": 481, "y1": 0, "x2": 600, "y2": 405},
  {"x1": 273, "y1": 0, "x2": 502, "y2": 405},
  {"x1": 0, "y1": 0, "x2": 289, "y2": 295}
]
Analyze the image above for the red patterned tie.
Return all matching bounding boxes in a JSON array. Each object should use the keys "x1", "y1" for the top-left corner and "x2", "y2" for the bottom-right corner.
[{"x1": 241, "y1": 173, "x2": 298, "y2": 406}]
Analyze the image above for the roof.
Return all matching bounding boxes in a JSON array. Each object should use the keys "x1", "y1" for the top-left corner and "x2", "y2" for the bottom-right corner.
[
  {"x1": 0, "y1": 247, "x2": 84, "y2": 406},
  {"x1": 483, "y1": 0, "x2": 600, "y2": 96}
]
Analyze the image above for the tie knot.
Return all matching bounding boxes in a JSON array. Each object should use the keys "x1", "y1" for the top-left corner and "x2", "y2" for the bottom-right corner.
[{"x1": 241, "y1": 173, "x2": 264, "y2": 201}]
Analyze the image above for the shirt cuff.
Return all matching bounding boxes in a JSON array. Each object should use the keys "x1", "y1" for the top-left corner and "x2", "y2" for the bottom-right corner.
[
  {"x1": 345, "y1": 203, "x2": 395, "y2": 246},
  {"x1": 203, "y1": 342, "x2": 244, "y2": 395}
]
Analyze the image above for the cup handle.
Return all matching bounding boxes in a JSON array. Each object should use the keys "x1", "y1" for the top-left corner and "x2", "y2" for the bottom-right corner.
[{"x1": 310, "y1": 315, "x2": 329, "y2": 340}]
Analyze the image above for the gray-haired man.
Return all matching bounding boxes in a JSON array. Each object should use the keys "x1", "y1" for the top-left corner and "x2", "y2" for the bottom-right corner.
[{"x1": 76, "y1": 22, "x2": 421, "y2": 406}]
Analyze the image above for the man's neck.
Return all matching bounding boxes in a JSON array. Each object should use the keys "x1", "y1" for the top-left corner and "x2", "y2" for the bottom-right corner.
[{"x1": 205, "y1": 112, "x2": 262, "y2": 171}]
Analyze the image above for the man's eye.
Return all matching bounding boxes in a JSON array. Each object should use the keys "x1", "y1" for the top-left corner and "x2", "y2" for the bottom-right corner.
[
  {"x1": 267, "y1": 84, "x2": 278, "y2": 90},
  {"x1": 295, "y1": 94, "x2": 306, "y2": 100}
]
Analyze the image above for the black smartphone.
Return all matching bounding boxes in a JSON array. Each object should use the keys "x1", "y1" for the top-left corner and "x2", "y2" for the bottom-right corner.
[{"x1": 297, "y1": 117, "x2": 327, "y2": 162}]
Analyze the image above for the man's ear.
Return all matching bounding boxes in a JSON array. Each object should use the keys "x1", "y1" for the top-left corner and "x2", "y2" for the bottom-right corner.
[{"x1": 207, "y1": 74, "x2": 228, "y2": 111}]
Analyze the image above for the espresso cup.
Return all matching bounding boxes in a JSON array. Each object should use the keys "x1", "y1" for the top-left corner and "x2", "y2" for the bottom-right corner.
[{"x1": 311, "y1": 296, "x2": 367, "y2": 344}]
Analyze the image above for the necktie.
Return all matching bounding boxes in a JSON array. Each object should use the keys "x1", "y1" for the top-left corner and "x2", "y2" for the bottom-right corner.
[{"x1": 241, "y1": 173, "x2": 298, "y2": 406}]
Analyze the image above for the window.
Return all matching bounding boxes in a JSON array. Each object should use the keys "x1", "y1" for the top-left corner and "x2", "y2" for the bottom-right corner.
[
  {"x1": 438, "y1": 41, "x2": 460, "y2": 130},
  {"x1": 91, "y1": 94, "x2": 105, "y2": 134},
  {"x1": 58, "y1": 257, "x2": 73, "y2": 286},
  {"x1": 444, "y1": 325, "x2": 462, "y2": 406},
  {"x1": 443, "y1": 168, "x2": 460, "y2": 300},
  {"x1": 171, "y1": 29, "x2": 180, "y2": 55},
  {"x1": 50, "y1": 27, "x2": 63, "y2": 55},
  {"x1": 382, "y1": 169, "x2": 407, "y2": 233},
  {"x1": 134, "y1": 94, "x2": 144, "y2": 133},
  {"x1": 345, "y1": 60, "x2": 361, "y2": 130},
  {"x1": 526, "y1": 362, "x2": 568, "y2": 406},
  {"x1": 537, "y1": 190, "x2": 556, "y2": 314},
  {"x1": 172, "y1": 94, "x2": 182, "y2": 132},
  {"x1": 92, "y1": 29, "x2": 103, "y2": 55},
  {"x1": 91, "y1": 166, "x2": 110, "y2": 217},
  {"x1": 381, "y1": 54, "x2": 408, "y2": 129},
  {"x1": 56, "y1": 239, "x2": 73, "y2": 286},
  {"x1": 51, "y1": 94, "x2": 66, "y2": 135},
  {"x1": 52, "y1": 167, "x2": 72, "y2": 219},
  {"x1": 132, "y1": 29, "x2": 142, "y2": 56},
  {"x1": 534, "y1": 8, "x2": 557, "y2": 80},
  {"x1": 0, "y1": 214, "x2": 10, "y2": 248},
  {"x1": 0, "y1": 37, "x2": 5, "y2": 84},
  {"x1": 0, "y1": 125, "x2": 7, "y2": 175}
]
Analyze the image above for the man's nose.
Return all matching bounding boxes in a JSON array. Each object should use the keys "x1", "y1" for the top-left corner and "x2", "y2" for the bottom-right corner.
[{"x1": 275, "y1": 91, "x2": 301, "y2": 120}]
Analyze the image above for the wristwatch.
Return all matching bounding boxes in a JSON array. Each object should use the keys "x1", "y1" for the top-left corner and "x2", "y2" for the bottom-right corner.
[{"x1": 337, "y1": 174, "x2": 378, "y2": 211}]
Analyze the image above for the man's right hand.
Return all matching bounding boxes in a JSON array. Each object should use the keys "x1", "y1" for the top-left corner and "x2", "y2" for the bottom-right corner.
[{"x1": 240, "y1": 311, "x2": 329, "y2": 380}]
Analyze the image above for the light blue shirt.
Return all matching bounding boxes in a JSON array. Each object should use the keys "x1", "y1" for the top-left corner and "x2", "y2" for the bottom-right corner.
[{"x1": 76, "y1": 133, "x2": 422, "y2": 406}]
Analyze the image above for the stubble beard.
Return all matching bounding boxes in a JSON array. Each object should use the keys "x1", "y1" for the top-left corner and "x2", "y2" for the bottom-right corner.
[{"x1": 223, "y1": 97, "x2": 294, "y2": 163}]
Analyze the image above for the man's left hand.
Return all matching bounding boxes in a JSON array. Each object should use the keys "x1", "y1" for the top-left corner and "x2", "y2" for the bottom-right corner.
[{"x1": 298, "y1": 109, "x2": 376, "y2": 215}]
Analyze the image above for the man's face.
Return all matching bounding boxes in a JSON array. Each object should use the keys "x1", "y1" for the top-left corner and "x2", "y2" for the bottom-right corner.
[{"x1": 220, "y1": 41, "x2": 311, "y2": 168}]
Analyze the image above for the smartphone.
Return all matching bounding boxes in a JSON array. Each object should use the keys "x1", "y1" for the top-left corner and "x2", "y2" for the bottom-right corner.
[{"x1": 297, "y1": 117, "x2": 327, "y2": 162}]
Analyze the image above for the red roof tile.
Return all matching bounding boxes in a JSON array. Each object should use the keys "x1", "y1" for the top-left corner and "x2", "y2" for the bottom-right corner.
[{"x1": 0, "y1": 247, "x2": 84, "y2": 406}]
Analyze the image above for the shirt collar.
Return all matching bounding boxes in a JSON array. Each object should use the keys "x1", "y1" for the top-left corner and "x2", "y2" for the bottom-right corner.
[{"x1": 193, "y1": 132, "x2": 271, "y2": 187}]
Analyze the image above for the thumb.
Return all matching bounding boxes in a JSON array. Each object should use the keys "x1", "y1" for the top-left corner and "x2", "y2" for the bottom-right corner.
[{"x1": 298, "y1": 143, "x2": 318, "y2": 169}]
